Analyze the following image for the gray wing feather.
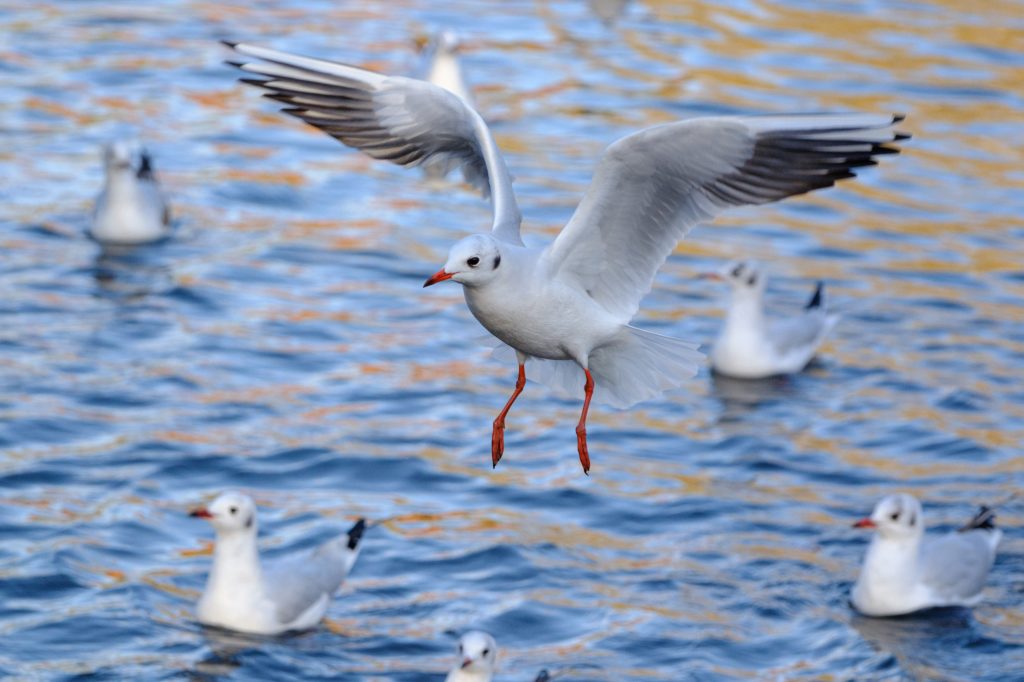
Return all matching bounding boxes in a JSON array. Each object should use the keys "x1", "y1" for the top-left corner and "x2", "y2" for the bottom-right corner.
[
  {"x1": 768, "y1": 310, "x2": 837, "y2": 357},
  {"x1": 542, "y1": 114, "x2": 906, "y2": 321},
  {"x1": 920, "y1": 530, "x2": 999, "y2": 602},
  {"x1": 227, "y1": 42, "x2": 522, "y2": 245},
  {"x1": 264, "y1": 536, "x2": 359, "y2": 626}
]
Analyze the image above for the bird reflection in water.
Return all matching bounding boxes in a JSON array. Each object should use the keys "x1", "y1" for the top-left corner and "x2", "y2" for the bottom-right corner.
[
  {"x1": 710, "y1": 371, "x2": 795, "y2": 417},
  {"x1": 92, "y1": 244, "x2": 175, "y2": 300},
  {"x1": 849, "y1": 608, "x2": 981, "y2": 679},
  {"x1": 187, "y1": 625, "x2": 284, "y2": 680}
]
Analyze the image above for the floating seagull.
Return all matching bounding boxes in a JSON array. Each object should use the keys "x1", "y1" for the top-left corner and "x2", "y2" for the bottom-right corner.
[
  {"x1": 415, "y1": 29, "x2": 471, "y2": 180},
  {"x1": 190, "y1": 491, "x2": 366, "y2": 635},
  {"x1": 421, "y1": 30, "x2": 474, "y2": 181},
  {"x1": 447, "y1": 631, "x2": 498, "y2": 682},
  {"x1": 226, "y1": 41, "x2": 906, "y2": 473},
  {"x1": 91, "y1": 141, "x2": 171, "y2": 245},
  {"x1": 425, "y1": 30, "x2": 473, "y2": 105},
  {"x1": 851, "y1": 493, "x2": 1002, "y2": 617},
  {"x1": 707, "y1": 260, "x2": 839, "y2": 379}
]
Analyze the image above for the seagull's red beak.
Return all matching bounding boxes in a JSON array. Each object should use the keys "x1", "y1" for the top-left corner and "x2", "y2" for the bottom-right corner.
[
  {"x1": 698, "y1": 272, "x2": 723, "y2": 281},
  {"x1": 853, "y1": 517, "x2": 876, "y2": 528},
  {"x1": 461, "y1": 658, "x2": 473, "y2": 669},
  {"x1": 423, "y1": 268, "x2": 454, "y2": 287},
  {"x1": 190, "y1": 508, "x2": 213, "y2": 519}
]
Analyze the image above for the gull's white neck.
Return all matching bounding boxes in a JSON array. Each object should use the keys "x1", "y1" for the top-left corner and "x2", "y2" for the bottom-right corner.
[
  {"x1": 446, "y1": 668, "x2": 493, "y2": 682},
  {"x1": 862, "y1": 533, "x2": 922, "y2": 577},
  {"x1": 428, "y1": 52, "x2": 469, "y2": 102},
  {"x1": 104, "y1": 167, "x2": 142, "y2": 201},
  {"x1": 722, "y1": 289, "x2": 766, "y2": 337},
  {"x1": 853, "y1": 532, "x2": 925, "y2": 612},
  {"x1": 205, "y1": 529, "x2": 264, "y2": 598}
]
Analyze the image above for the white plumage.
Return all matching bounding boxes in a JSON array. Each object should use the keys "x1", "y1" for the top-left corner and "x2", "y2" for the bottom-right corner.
[
  {"x1": 851, "y1": 493, "x2": 1002, "y2": 617},
  {"x1": 426, "y1": 30, "x2": 473, "y2": 105},
  {"x1": 190, "y1": 491, "x2": 366, "y2": 635},
  {"x1": 422, "y1": 30, "x2": 475, "y2": 181},
  {"x1": 91, "y1": 141, "x2": 171, "y2": 245},
  {"x1": 710, "y1": 260, "x2": 839, "y2": 378},
  {"x1": 446, "y1": 631, "x2": 498, "y2": 682},
  {"x1": 227, "y1": 42, "x2": 906, "y2": 473}
]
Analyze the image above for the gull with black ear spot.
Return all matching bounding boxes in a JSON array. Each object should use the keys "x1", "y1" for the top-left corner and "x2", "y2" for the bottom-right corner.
[
  {"x1": 851, "y1": 493, "x2": 1002, "y2": 617},
  {"x1": 189, "y1": 491, "x2": 366, "y2": 635},
  {"x1": 706, "y1": 259, "x2": 839, "y2": 379},
  {"x1": 227, "y1": 41, "x2": 907, "y2": 474},
  {"x1": 446, "y1": 631, "x2": 498, "y2": 682}
]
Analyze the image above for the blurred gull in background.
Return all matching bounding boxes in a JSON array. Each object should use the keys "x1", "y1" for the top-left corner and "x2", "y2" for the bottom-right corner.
[
  {"x1": 446, "y1": 631, "x2": 498, "y2": 682},
  {"x1": 422, "y1": 30, "x2": 475, "y2": 182},
  {"x1": 190, "y1": 491, "x2": 366, "y2": 635},
  {"x1": 90, "y1": 141, "x2": 171, "y2": 246},
  {"x1": 707, "y1": 260, "x2": 839, "y2": 379},
  {"x1": 425, "y1": 30, "x2": 473, "y2": 105},
  {"x1": 851, "y1": 493, "x2": 1002, "y2": 617},
  {"x1": 226, "y1": 42, "x2": 907, "y2": 474}
]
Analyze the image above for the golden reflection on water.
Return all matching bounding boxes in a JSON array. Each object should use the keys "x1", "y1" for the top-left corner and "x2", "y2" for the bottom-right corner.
[{"x1": 2, "y1": 0, "x2": 1023, "y2": 678}]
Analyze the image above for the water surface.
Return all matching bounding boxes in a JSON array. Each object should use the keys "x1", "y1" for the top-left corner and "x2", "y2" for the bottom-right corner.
[{"x1": 2, "y1": 0, "x2": 1023, "y2": 680}]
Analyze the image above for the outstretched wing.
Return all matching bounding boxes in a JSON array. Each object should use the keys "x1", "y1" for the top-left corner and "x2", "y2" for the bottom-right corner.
[
  {"x1": 542, "y1": 114, "x2": 907, "y2": 321},
  {"x1": 226, "y1": 42, "x2": 522, "y2": 245}
]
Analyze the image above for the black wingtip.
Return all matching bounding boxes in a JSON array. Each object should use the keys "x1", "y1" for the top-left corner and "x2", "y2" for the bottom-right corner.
[
  {"x1": 347, "y1": 518, "x2": 367, "y2": 550},
  {"x1": 960, "y1": 506, "x2": 997, "y2": 532},
  {"x1": 893, "y1": 113, "x2": 906, "y2": 124},
  {"x1": 533, "y1": 671, "x2": 552, "y2": 682},
  {"x1": 894, "y1": 132, "x2": 912, "y2": 141},
  {"x1": 805, "y1": 282, "x2": 824, "y2": 310},
  {"x1": 137, "y1": 151, "x2": 154, "y2": 180},
  {"x1": 225, "y1": 60, "x2": 247, "y2": 69},
  {"x1": 221, "y1": 39, "x2": 239, "y2": 49}
]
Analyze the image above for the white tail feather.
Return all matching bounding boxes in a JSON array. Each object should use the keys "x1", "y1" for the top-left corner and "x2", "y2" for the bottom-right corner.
[{"x1": 491, "y1": 327, "x2": 702, "y2": 409}]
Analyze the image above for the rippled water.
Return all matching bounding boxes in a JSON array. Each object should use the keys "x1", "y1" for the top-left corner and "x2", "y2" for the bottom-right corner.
[{"x1": 2, "y1": 0, "x2": 1023, "y2": 680}]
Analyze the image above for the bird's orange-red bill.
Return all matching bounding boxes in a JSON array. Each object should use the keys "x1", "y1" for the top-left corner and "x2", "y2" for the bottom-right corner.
[
  {"x1": 423, "y1": 269, "x2": 453, "y2": 287},
  {"x1": 853, "y1": 518, "x2": 876, "y2": 528},
  {"x1": 190, "y1": 508, "x2": 213, "y2": 519}
]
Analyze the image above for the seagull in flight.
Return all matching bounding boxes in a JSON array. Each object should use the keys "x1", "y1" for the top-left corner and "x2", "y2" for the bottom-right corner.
[{"x1": 226, "y1": 41, "x2": 907, "y2": 473}]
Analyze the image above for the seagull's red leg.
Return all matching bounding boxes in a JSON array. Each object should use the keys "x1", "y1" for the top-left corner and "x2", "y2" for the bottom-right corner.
[
  {"x1": 491, "y1": 363, "x2": 526, "y2": 468},
  {"x1": 575, "y1": 368, "x2": 594, "y2": 475}
]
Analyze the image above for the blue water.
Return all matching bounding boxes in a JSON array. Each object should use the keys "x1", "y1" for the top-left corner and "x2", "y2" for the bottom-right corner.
[{"x1": 2, "y1": 0, "x2": 1023, "y2": 680}]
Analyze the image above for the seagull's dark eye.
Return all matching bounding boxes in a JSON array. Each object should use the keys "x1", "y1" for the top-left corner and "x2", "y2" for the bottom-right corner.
[
  {"x1": 890, "y1": 512, "x2": 900, "y2": 521},
  {"x1": 482, "y1": 648, "x2": 490, "y2": 656},
  {"x1": 731, "y1": 264, "x2": 743, "y2": 278},
  {"x1": 747, "y1": 274, "x2": 757, "y2": 286},
  {"x1": 229, "y1": 506, "x2": 238, "y2": 515},
  {"x1": 467, "y1": 256, "x2": 480, "y2": 267}
]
